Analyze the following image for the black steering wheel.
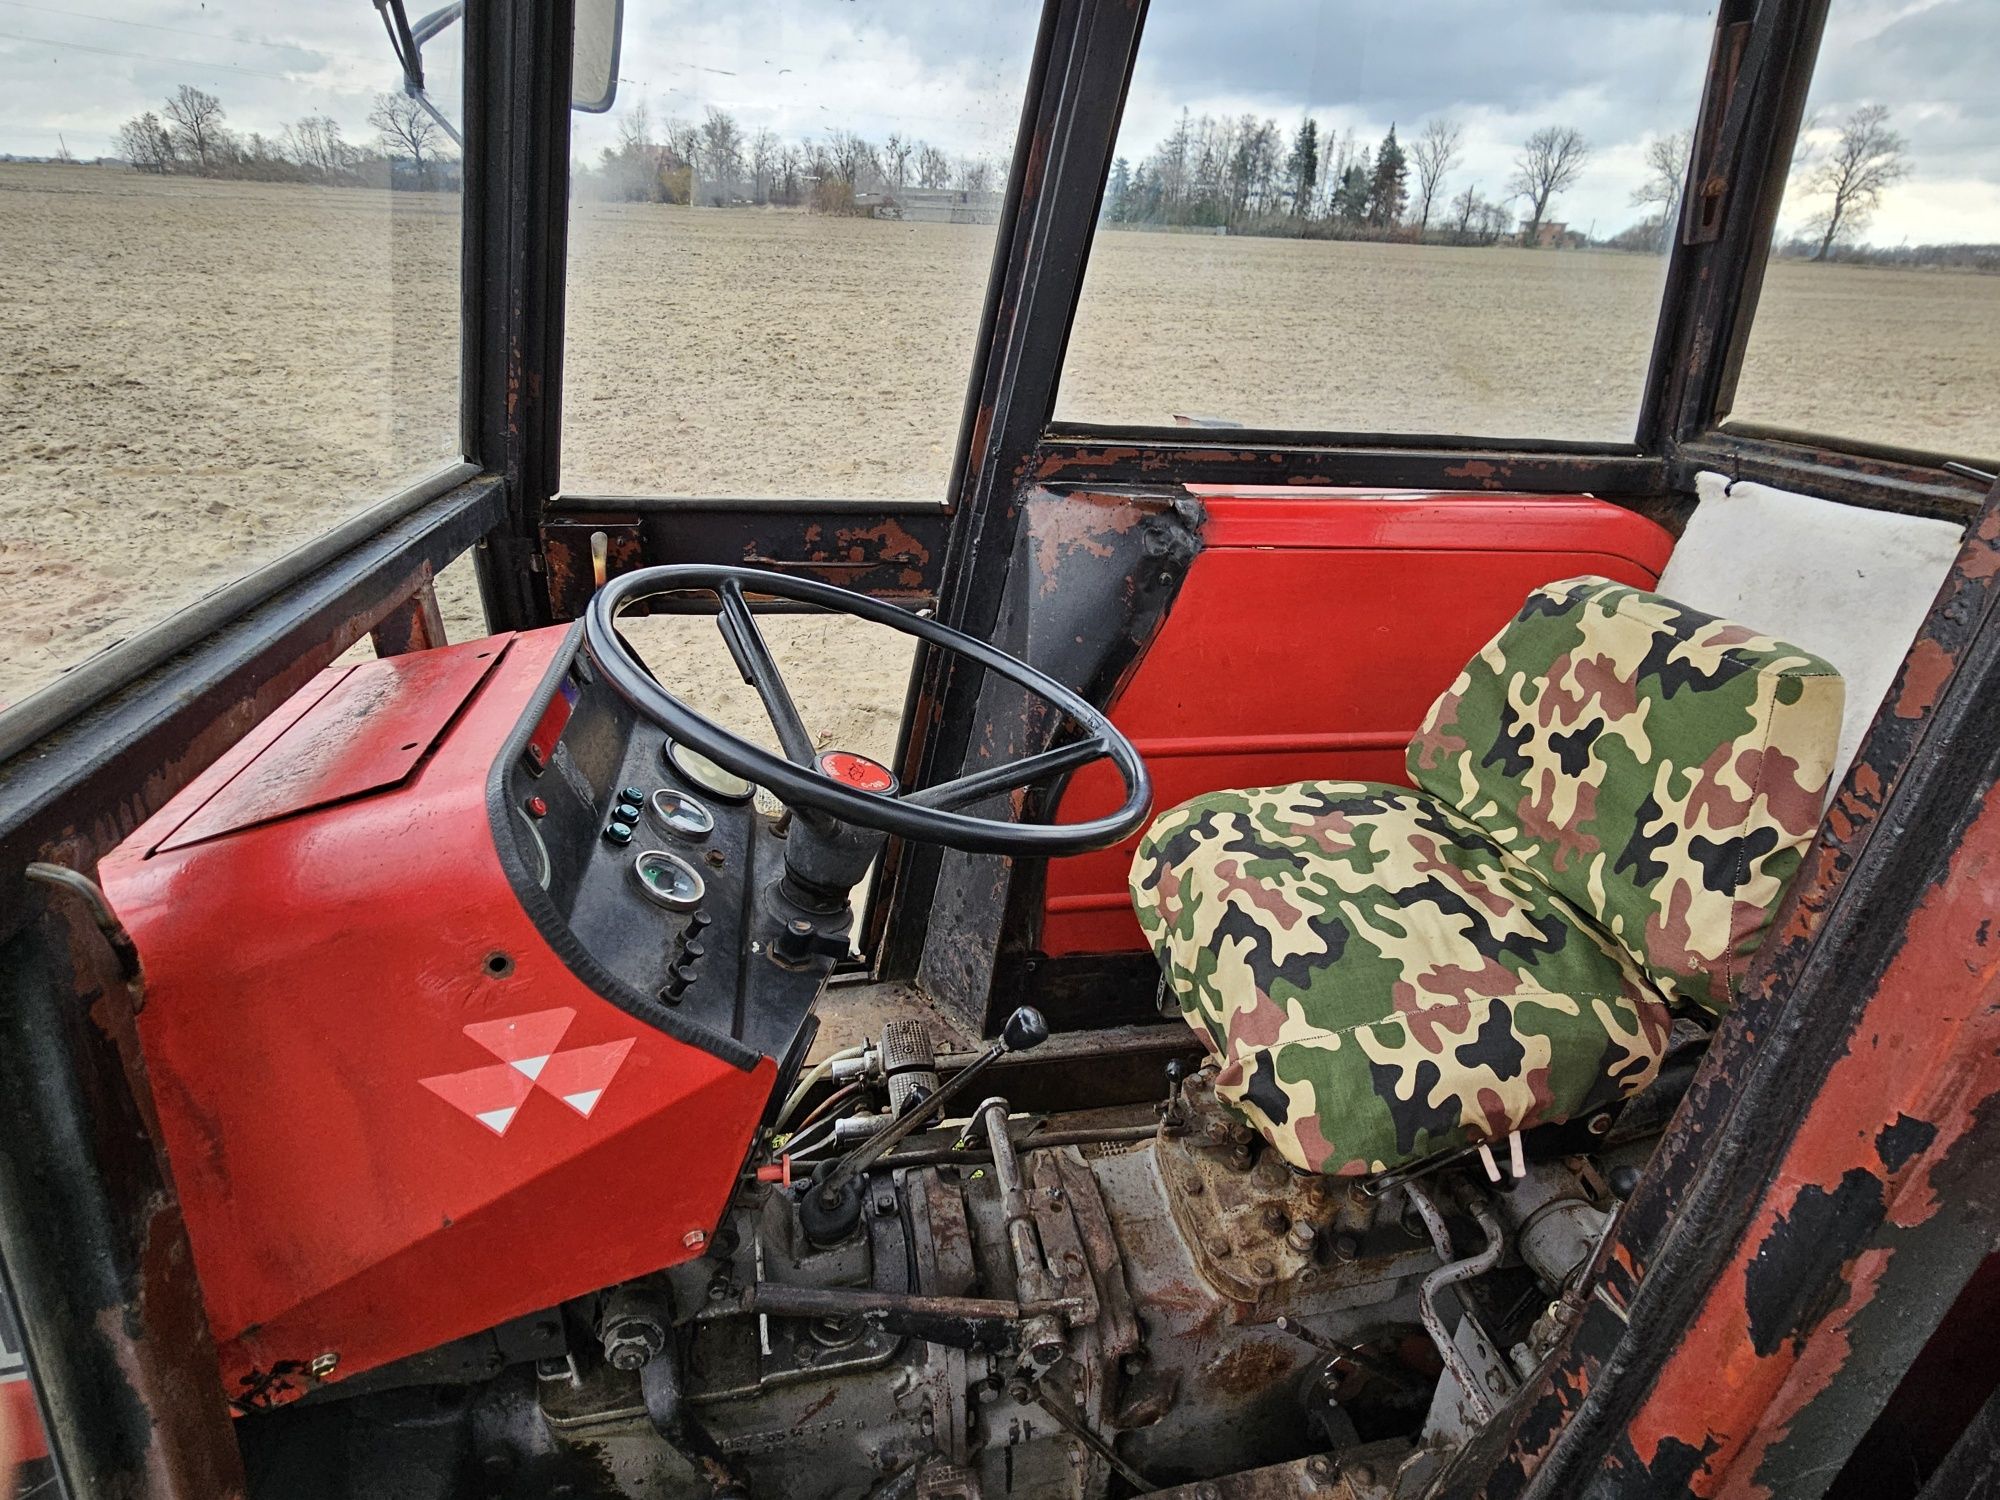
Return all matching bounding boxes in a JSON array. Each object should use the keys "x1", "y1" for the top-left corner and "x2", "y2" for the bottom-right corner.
[{"x1": 583, "y1": 566, "x2": 1152, "y2": 857}]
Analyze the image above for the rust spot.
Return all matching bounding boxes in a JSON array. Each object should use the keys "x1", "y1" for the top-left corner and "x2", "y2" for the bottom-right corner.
[
  {"x1": 1893, "y1": 638, "x2": 1954, "y2": 719},
  {"x1": 797, "y1": 1387, "x2": 838, "y2": 1424},
  {"x1": 1443, "y1": 459, "x2": 1501, "y2": 485},
  {"x1": 1201, "y1": 1339, "x2": 1300, "y2": 1395}
]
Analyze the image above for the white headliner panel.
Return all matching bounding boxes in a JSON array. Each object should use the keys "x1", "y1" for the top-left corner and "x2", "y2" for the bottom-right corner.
[{"x1": 1658, "y1": 473, "x2": 1964, "y2": 790}]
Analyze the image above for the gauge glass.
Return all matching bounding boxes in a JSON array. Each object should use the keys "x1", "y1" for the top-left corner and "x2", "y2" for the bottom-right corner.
[
  {"x1": 633, "y1": 849, "x2": 706, "y2": 911},
  {"x1": 513, "y1": 806, "x2": 552, "y2": 890},
  {"x1": 666, "y1": 741, "x2": 755, "y2": 802},
  {"x1": 647, "y1": 788, "x2": 715, "y2": 840}
]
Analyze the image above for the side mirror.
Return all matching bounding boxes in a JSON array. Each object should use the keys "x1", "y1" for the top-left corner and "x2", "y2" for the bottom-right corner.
[{"x1": 571, "y1": 0, "x2": 624, "y2": 114}]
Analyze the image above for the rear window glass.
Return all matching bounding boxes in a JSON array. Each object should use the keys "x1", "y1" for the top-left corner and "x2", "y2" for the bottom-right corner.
[{"x1": 1054, "y1": 0, "x2": 1720, "y2": 442}]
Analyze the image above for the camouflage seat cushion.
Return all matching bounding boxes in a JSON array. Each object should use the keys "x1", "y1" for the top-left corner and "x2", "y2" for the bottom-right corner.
[
  {"x1": 1407, "y1": 577, "x2": 1843, "y2": 1018},
  {"x1": 1132, "y1": 782, "x2": 1673, "y2": 1175},
  {"x1": 1130, "y1": 576, "x2": 1844, "y2": 1176}
]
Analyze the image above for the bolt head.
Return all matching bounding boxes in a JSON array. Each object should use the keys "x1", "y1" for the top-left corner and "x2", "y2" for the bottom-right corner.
[
  {"x1": 683, "y1": 1228, "x2": 707, "y2": 1249},
  {"x1": 307, "y1": 1351, "x2": 339, "y2": 1380},
  {"x1": 1250, "y1": 1256, "x2": 1277, "y2": 1279}
]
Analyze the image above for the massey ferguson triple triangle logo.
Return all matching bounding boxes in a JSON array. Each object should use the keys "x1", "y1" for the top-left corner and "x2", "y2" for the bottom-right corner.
[{"x1": 421, "y1": 1008, "x2": 633, "y2": 1137}]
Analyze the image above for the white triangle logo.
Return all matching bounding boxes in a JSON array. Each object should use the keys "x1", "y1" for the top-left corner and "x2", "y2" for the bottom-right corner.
[
  {"x1": 474, "y1": 1106, "x2": 518, "y2": 1135},
  {"x1": 510, "y1": 1055, "x2": 550, "y2": 1081},
  {"x1": 561, "y1": 1089, "x2": 603, "y2": 1117}
]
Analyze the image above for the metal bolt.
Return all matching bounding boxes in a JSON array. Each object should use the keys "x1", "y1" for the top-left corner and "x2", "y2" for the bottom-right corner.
[
  {"x1": 1586, "y1": 1112, "x2": 1613, "y2": 1136},
  {"x1": 1348, "y1": 1460, "x2": 1378, "y2": 1485},
  {"x1": 1332, "y1": 1232, "x2": 1362, "y2": 1263},
  {"x1": 1181, "y1": 1172, "x2": 1205, "y2": 1196},
  {"x1": 307, "y1": 1351, "x2": 339, "y2": 1380},
  {"x1": 1306, "y1": 1455, "x2": 1335, "y2": 1480},
  {"x1": 1205, "y1": 1233, "x2": 1233, "y2": 1259},
  {"x1": 1287, "y1": 1222, "x2": 1317, "y2": 1254},
  {"x1": 1250, "y1": 1256, "x2": 1277, "y2": 1279},
  {"x1": 683, "y1": 1228, "x2": 707, "y2": 1249},
  {"x1": 1261, "y1": 1204, "x2": 1291, "y2": 1235}
]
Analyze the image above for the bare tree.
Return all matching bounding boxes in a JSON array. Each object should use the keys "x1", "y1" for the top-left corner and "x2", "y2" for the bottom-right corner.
[
  {"x1": 117, "y1": 111, "x2": 175, "y2": 173},
  {"x1": 1510, "y1": 124, "x2": 1590, "y2": 245},
  {"x1": 1803, "y1": 104, "x2": 1909, "y2": 261},
  {"x1": 697, "y1": 106, "x2": 744, "y2": 199},
  {"x1": 882, "y1": 131, "x2": 913, "y2": 191},
  {"x1": 749, "y1": 127, "x2": 779, "y2": 203},
  {"x1": 823, "y1": 129, "x2": 876, "y2": 187},
  {"x1": 1628, "y1": 130, "x2": 1692, "y2": 252},
  {"x1": 915, "y1": 141, "x2": 951, "y2": 189},
  {"x1": 162, "y1": 85, "x2": 228, "y2": 175},
  {"x1": 370, "y1": 91, "x2": 445, "y2": 188},
  {"x1": 1449, "y1": 182, "x2": 1484, "y2": 243},
  {"x1": 283, "y1": 115, "x2": 354, "y2": 181},
  {"x1": 955, "y1": 156, "x2": 995, "y2": 195},
  {"x1": 1408, "y1": 118, "x2": 1463, "y2": 239}
]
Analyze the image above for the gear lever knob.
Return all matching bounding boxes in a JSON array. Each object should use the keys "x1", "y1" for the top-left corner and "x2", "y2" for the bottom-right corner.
[{"x1": 1001, "y1": 1006, "x2": 1049, "y2": 1052}]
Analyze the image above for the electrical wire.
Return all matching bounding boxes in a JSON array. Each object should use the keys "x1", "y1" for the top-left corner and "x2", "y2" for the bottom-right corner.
[
  {"x1": 796, "y1": 1080, "x2": 865, "y2": 1132},
  {"x1": 773, "y1": 1043, "x2": 866, "y2": 1131}
]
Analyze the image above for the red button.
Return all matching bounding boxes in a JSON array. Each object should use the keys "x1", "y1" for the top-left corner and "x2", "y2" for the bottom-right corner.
[
  {"x1": 526, "y1": 796, "x2": 549, "y2": 818},
  {"x1": 817, "y1": 751, "x2": 896, "y2": 793}
]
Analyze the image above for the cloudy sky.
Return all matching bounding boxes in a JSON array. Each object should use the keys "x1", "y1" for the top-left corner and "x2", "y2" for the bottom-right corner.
[{"x1": 1, "y1": 0, "x2": 1991, "y2": 244}]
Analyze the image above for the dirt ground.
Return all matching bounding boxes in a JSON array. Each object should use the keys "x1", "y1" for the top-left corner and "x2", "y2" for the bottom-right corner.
[{"x1": 5, "y1": 163, "x2": 1997, "y2": 744}]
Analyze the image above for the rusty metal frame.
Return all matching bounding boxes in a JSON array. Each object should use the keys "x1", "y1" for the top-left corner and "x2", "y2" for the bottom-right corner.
[{"x1": 1429, "y1": 481, "x2": 2000, "y2": 1497}]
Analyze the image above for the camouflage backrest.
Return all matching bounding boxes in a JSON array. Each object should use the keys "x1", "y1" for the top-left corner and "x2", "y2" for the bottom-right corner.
[{"x1": 1407, "y1": 576, "x2": 1843, "y2": 1018}]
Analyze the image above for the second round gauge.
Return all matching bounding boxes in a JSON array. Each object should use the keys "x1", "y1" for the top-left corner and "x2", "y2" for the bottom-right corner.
[{"x1": 646, "y1": 787, "x2": 716, "y2": 840}]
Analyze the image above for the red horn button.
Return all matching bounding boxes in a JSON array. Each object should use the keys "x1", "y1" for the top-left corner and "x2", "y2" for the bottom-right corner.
[{"x1": 817, "y1": 751, "x2": 897, "y2": 794}]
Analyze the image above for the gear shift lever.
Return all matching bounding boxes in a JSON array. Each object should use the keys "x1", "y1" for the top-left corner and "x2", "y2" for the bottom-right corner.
[{"x1": 798, "y1": 1007, "x2": 1048, "y2": 1245}]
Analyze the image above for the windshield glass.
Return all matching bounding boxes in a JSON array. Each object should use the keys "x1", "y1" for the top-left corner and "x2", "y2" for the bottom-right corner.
[
  {"x1": 0, "y1": 4, "x2": 465, "y2": 720},
  {"x1": 1054, "y1": 0, "x2": 1720, "y2": 442},
  {"x1": 559, "y1": 0, "x2": 1041, "y2": 500}
]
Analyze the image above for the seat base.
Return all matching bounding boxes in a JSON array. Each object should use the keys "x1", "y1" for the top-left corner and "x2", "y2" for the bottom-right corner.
[{"x1": 1131, "y1": 781, "x2": 1672, "y2": 1175}]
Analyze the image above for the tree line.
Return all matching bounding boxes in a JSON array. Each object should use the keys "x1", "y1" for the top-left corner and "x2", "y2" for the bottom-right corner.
[
  {"x1": 114, "y1": 84, "x2": 457, "y2": 190},
  {"x1": 579, "y1": 101, "x2": 1005, "y2": 213},
  {"x1": 1102, "y1": 111, "x2": 1596, "y2": 247}
]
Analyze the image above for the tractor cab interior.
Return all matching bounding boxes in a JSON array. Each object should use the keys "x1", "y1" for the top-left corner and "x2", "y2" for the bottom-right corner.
[{"x1": 3, "y1": 2, "x2": 1999, "y2": 1499}]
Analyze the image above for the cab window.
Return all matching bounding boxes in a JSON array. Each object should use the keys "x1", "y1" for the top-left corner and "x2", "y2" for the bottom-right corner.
[
  {"x1": 1054, "y1": 0, "x2": 1720, "y2": 441},
  {"x1": 0, "y1": 3, "x2": 466, "y2": 718},
  {"x1": 559, "y1": 1, "x2": 1042, "y2": 501},
  {"x1": 1728, "y1": 4, "x2": 2000, "y2": 460}
]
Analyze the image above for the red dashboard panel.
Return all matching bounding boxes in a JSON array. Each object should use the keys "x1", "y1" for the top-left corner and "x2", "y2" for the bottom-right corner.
[
  {"x1": 1040, "y1": 488, "x2": 1675, "y2": 956},
  {"x1": 98, "y1": 628, "x2": 774, "y2": 1404}
]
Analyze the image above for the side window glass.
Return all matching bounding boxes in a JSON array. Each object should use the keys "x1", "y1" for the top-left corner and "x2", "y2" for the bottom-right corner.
[
  {"x1": 1729, "y1": 6, "x2": 1999, "y2": 458},
  {"x1": 1, "y1": 6, "x2": 466, "y2": 717}
]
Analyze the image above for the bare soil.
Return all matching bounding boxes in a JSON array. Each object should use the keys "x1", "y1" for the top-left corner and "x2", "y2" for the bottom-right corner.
[{"x1": 5, "y1": 164, "x2": 1997, "y2": 747}]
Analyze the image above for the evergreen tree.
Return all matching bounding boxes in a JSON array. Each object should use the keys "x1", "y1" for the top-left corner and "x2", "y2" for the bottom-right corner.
[
  {"x1": 1332, "y1": 152, "x2": 1371, "y2": 225},
  {"x1": 1104, "y1": 156, "x2": 1132, "y2": 223},
  {"x1": 1366, "y1": 125, "x2": 1408, "y2": 228},
  {"x1": 1285, "y1": 118, "x2": 1319, "y2": 217}
]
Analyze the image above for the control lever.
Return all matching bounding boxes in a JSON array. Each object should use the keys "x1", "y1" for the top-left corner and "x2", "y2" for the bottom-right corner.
[{"x1": 797, "y1": 1006, "x2": 1048, "y2": 1245}]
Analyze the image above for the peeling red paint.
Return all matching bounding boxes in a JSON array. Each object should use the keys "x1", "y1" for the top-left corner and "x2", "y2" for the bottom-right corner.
[{"x1": 1892, "y1": 638, "x2": 1954, "y2": 720}]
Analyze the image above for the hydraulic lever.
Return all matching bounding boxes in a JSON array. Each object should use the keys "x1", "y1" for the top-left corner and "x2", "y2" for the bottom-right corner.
[{"x1": 797, "y1": 1006, "x2": 1048, "y2": 1244}]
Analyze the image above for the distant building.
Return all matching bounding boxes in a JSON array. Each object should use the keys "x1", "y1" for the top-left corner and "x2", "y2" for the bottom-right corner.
[
  {"x1": 1523, "y1": 219, "x2": 1587, "y2": 250},
  {"x1": 888, "y1": 187, "x2": 1002, "y2": 225}
]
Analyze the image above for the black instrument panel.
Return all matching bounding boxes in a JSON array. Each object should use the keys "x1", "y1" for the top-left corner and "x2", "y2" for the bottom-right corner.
[{"x1": 488, "y1": 631, "x2": 837, "y2": 1072}]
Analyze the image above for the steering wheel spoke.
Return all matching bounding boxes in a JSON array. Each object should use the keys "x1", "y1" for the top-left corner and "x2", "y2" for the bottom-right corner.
[
  {"x1": 716, "y1": 578, "x2": 816, "y2": 766},
  {"x1": 906, "y1": 735, "x2": 1107, "y2": 812}
]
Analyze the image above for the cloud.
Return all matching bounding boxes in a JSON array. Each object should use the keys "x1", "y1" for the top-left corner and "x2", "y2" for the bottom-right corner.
[{"x1": 0, "y1": 0, "x2": 1992, "y2": 245}]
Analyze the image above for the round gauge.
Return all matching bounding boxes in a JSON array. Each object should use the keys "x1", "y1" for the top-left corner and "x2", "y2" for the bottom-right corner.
[
  {"x1": 513, "y1": 805, "x2": 552, "y2": 890},
  {"x1": 665, "y1": 740, "x2": 755, "y2": 803},
  {"x1": 632, "y1": 849, "x2": 706, "y2": 911},
  {"x1": 647, "y1": 787, "x2": 715, "y2": 840}
]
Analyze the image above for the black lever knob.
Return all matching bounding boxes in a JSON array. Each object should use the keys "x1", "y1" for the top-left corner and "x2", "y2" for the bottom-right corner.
[{"x1": 1001, "y1": 1006, "x2": 1049, "y2": 1052}]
